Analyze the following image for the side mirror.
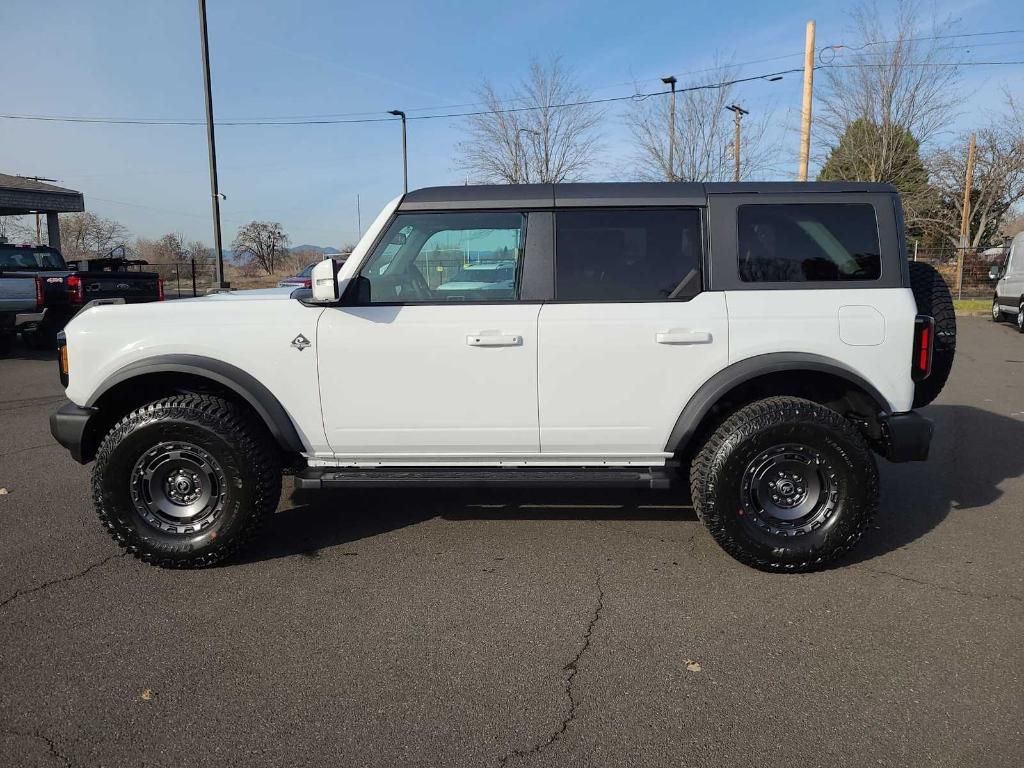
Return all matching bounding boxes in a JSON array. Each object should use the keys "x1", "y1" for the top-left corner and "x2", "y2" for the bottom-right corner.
[
  {"x1": 310, "y1": 259, "x2": 339, "y2": 303},
  {"x1": 989, "y1": 265, "x2": 1004, "y2": 280}
]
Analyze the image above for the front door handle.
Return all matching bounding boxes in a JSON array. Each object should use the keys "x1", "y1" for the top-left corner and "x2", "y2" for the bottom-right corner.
[
  {"x1": 467, "y1": 333, "x2": 522, "y2": 347},
  {"x1": 656, "y1": 329, "x2": 712, "y2": 345}
]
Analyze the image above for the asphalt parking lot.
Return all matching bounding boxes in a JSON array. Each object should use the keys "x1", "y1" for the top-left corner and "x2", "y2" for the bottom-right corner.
[{"x1": 1, "y1": 316, "x2": 1021, "y2": 767}]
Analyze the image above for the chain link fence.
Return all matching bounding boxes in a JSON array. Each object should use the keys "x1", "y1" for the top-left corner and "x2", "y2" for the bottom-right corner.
[
  {"x1": 124, "y1": 259, "x2": 218, "y2": 299},
  {"x1": 909, "y1": 247, "x2": 1005, "y2": 300}
]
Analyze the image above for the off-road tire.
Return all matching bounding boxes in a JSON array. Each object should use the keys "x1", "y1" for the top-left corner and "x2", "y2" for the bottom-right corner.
[
  {"x1": 92, "y1": 394, "x2": 281, "y2": 568},
  {"x1": 908, "y1": 261, "x2": 955, "y2": 407},
  {"x1": 690, "y1": 397, "x2": 878, "y2": 572}
]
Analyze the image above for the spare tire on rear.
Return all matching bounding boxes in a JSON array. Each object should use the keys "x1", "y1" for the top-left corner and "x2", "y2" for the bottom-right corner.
[{"x1": 908, "y1": 261, "x2": 955, "y2": 407}]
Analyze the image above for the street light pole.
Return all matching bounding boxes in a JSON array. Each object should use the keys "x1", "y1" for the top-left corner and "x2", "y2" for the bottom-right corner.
[
  {"x1": 661, "y1": 76, "x2": 677, "y2": 181},
  {"x1": 197, "y1": 0, "x2": 227, "y2": 289},
  {"x1": 388, "y1": 110, "x2": 408, "y2": 193},
  {"x1": 725, "y1": 104, "x2": 749, "y2": 182}
]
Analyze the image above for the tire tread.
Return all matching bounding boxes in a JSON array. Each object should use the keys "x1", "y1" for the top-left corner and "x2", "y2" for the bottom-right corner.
[{"x1": 91, "y1": 394, "x2": 280, "y2": 568}]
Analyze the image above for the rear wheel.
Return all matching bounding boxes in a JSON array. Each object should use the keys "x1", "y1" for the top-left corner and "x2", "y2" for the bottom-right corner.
[
  {"x1": 991, "y1": 296, "x2": 1003, "y2": 322},
  {"x1": 92, "y1": 394, "x2": 281, "y2": 567},
  {"x1": 690, "y1": 397, "x2": 878, "y2": 572},
  {"x1": 1017, "y1": 300, "x2": 1024, "y2": 333},
  {"x1": 908, "y1": 261, "x2": 955, "y2": 407}
]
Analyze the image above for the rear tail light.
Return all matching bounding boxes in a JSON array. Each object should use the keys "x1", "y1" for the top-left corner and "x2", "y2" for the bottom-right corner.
[
  {"x1": 157, "y1": 278, "x2": 165, "y2": 301},
  {"x1": 302, "y1": 279, "x2": 312, "y2": 288},
  {"x1": 35, "y1": 276, "x2": 45, "y2": 309},
  {"x1": 66, "y1": 274, "x2": 84, "y2": 304},
  {"x1": 912, "y1": 315, "x2": 934, "y2": 381}
]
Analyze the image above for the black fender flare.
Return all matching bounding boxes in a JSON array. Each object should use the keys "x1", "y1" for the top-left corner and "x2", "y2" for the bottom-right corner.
[
  {"x1": 87, "y1": 354, "x2": 306, "y2": 453},
  {"x1": 664, "y1": 352, "x2": 892, "y2": 453}
]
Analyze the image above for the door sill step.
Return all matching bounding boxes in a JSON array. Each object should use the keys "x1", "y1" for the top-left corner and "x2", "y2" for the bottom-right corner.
[{"x1": 296, "y1": 466, "x2": 674, "y2": 490}]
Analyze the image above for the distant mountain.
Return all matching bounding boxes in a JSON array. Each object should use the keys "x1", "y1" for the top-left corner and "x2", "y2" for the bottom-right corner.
[{"x1": 292, "y1": 244, "x2": 342, "y2": 255}]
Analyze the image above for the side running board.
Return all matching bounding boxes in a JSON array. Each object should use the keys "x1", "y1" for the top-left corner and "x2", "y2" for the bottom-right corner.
[{"x1": 296, "y1": 467, "x2": 674, "y2": 490}]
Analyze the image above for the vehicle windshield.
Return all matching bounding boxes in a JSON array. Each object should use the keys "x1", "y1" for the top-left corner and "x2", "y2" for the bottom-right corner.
[{"x1": 0, "y1": 245, "x2": 67, "y2": 271}]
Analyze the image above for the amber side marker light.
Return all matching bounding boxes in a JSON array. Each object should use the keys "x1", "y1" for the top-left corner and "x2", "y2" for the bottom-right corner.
[{"x1": 56, "y1": 333, "x2": 69, "y2": 387}]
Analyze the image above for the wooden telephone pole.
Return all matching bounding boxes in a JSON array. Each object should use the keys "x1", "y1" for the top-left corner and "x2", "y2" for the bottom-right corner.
[
  {"x1": 956, "y1": 132, "x2": 977, "y2": 297},
  {"x1": 726, "y1": 104, "x2": 748, "y2": 182},
  {"x1": 798, "y1": 20, "x2": 816, "y2": 181}
]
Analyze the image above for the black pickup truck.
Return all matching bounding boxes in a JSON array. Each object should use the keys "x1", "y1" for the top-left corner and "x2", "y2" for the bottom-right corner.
[{"x1": 0, "y1": 244, "x2": 163, "y2": 347}]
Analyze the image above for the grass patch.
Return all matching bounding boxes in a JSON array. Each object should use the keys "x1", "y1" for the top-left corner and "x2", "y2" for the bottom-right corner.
[{"x1": 954, "y1": 299, "x2": 990, "y2": 312}]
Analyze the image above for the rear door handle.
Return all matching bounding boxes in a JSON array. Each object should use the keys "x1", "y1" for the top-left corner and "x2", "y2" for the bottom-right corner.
[
  {"x1": 656, "y1": 329, "x2": 712, "y2": 345},
  {"x1": 467, "y1": 333, "x2": 522, "y2": 347}
]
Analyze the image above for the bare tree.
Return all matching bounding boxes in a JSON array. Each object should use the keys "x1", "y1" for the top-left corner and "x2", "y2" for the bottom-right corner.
[
  {"x1": 457, "y1": 57, "x2": 603, "y2": 183},
  {"x1": 0, "y1": 215, "x2": 38, "y2": 244},
  {"x1": 627, "y1": 61, "x2": 779, "y2": 182},
  {"x1": 817, "y1": 1, "x2": 960, "y2": 169},
  {"x1": 231, "y1": 221, "x2": 290, "y2": 275},
  {"x1": 185, "y1": 239, "x2": 213, "y2": 263},
  {"x1": 60, "y1": 212, "x2": 130, "y2": 260},
  {"x1": 926, "y1": 97, "x2": 1024, "y2": 248}
]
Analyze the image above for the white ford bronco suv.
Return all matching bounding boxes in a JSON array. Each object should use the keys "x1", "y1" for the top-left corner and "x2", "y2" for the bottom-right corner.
[{"x1": 50, "y1": 182, "x2": 955, "y2": 572}]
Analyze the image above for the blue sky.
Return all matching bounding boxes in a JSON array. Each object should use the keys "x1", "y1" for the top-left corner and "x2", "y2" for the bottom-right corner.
[{"x1": 1, "y1": 0, "x2": 1021, "y2": 248}]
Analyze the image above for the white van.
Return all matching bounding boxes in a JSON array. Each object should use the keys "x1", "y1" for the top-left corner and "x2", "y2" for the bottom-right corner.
[{"x1": 992, "y1": 231, "x2": 1024, "y2": 331}]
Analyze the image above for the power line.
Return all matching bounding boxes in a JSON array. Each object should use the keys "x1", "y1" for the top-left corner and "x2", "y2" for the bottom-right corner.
[
  {"x1": 4, "y1": 55, "x2": 1021, "y2": 129},
  {"x1": 0, "y1": 66, "x2": 807, "y2": 127}
]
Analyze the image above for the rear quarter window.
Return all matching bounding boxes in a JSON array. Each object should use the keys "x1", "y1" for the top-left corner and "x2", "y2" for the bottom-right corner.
[{"x1": 737, "y1": 203, "x2": 880, "y2": 283}]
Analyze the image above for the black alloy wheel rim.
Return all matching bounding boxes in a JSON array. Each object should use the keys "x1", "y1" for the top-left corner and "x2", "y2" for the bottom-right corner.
[
  {"x1": 740, "y1": 443, "x2": 839, "y2": 536},
  {"x1": 130, "y1": 441, "x2": 227, "y2": 534}
]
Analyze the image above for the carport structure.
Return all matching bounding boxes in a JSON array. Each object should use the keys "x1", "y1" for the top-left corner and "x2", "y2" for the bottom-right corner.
[{"x1": 0, "y1": 173, "x2": 85, "y2": 251}]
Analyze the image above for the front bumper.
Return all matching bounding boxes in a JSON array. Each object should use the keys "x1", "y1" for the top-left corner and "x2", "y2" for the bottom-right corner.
[
  {"x1": 879, "y1": 411, "x2": 933, "y2": 462},
  {"x1": 50, "y1": 402, "x2": 96, "y2": 464}
]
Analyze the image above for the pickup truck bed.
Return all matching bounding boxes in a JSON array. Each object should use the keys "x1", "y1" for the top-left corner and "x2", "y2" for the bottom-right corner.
[{"x1": 1, "y1": 244, "x2": 162, "y2": 347}]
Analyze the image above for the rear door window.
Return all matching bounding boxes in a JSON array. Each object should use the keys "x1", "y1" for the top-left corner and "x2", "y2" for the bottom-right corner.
[
  {"x1": 554, "y1": 209, "x2": 702, "y2": 301},
  {"x1": 737, "y1": 203, "x2": 880, "y2": 282}
]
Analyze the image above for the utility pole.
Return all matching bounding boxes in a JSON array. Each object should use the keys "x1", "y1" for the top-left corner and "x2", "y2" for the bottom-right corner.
[
  {"x1": 356, "y1": 194, "x2": 362, "y2": 237},
  {"x1": 197, "y1": 0, "x2": 227, "y2": 289},
  {"x1": 725, "y1": 104, "x2": 748, "y2": 182},
  {"x1": 388, "y1": 110, "x2": 408, "y2": 193},
  {"x1": 956, "y1": 132, "x2": 977, "y2": 298},
  {"x1": 662, "y1": 76, "x2": 677, "y2": 181},
  {"x1": 798, "y1": 20, "x2": 816, "y2": 181},
  {"x1": 20, "y1": 177, "x2": 57, "y2": 245}
]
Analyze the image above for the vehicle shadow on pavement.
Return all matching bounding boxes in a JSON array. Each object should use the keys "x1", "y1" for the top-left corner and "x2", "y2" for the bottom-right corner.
[
  {"x1": 841, "y1": 403, "x2": 1024, "y2": 565},
  {"x1": 0, "y1": 342, "x2": 56, "y2": 361},
  {"x1": 235, "y1": 404, "x2": 1023, "y2": 567},
  {"x1": 235, "y1": 487, "x2": 695, "y2": 564}
]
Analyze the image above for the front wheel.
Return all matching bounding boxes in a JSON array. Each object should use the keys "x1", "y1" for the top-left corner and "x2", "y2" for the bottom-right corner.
[
  {"x1": 992, "y1": 296, "x2": 1003, "y2": 323},
  {"x1": 92, "y1": 394, "x2": 281, "y2": 567},
  {"x1": 690, "y1": 397, "x2": 878, "y2": 572},
  {"x1": 1017, "y1": 301, "x2": 1024, "y2": 333}
]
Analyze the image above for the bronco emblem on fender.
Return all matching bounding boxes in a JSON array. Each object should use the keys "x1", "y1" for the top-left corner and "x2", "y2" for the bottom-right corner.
[{"x1": 290, "y1": 333, "x2": 310, "y2": 351}]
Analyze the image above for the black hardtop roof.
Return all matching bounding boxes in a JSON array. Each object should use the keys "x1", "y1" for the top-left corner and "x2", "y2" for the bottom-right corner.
[{"x1": 398, "y1": 181, "x2": 898, "y2": 211}]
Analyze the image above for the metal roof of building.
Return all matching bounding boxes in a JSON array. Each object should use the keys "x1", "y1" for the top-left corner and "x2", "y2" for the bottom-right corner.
[{"x1": 0, "y1": 173, "x2": 85, "y2": 215}]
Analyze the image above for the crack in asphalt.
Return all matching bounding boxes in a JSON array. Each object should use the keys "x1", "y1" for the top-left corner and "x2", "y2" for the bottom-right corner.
[
  {"x1": 4, "y1": 728, "x2": 72, "y2": 766},
  {"x1": 498, "y1": 572, "x2": 604, "y2": 766},
  {"x1": 0, "y1": 551, "x2": 127, "y2": 612},
  {"x1": 0, "y1": 442, "x2": 58, "y2": 458},
  {"x1": 853, "y1": 565, "x2": 1022, "y2": 602}
]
